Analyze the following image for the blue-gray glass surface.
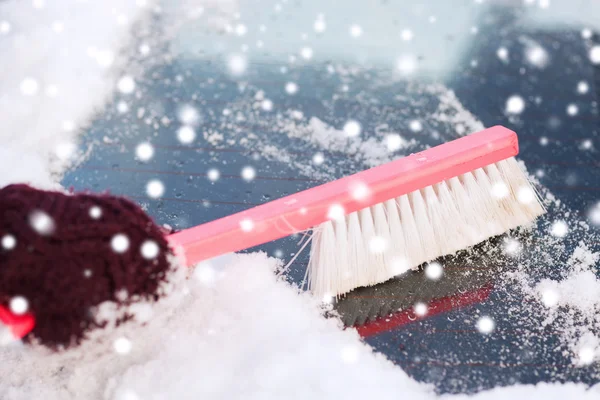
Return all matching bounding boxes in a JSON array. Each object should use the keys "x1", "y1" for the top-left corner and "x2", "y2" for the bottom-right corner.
[{"x1": 61, "y1": 1, "x2": 600, "y2": 394}]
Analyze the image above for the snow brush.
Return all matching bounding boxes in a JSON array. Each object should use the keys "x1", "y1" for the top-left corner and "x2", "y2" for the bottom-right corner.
[{"x1": 0, "y1": 125, "x2": 544, "y2": 346}]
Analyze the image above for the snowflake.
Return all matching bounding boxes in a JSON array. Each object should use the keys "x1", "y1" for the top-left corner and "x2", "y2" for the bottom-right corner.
[
  {"x1": 588, "y1": 204, "x2": 600, "y2": 226},
  {"x1": 53, "y1": 142, "x2": 76, "y2": 162},
  {"x1": 567, "y1": 104, "x2": 579, "y2": 116},
  {"x1": 541, "y1": 288, "x2": 559, "y2": 307},
  {"x1": 177, "y1": 105, "x2": 199, "y2": 125},
  {"x1": 396, "y1": 54, "x2": 417, "y2": 75},
  {"x1": 194, "y1": 262, "x2": 217, "y2": 286},
  {"x1": 400, "y1": 29, "x2": 413, "y2": 41},
  {"x1": 505, "y1": 95, "x2": 525, "y2": 114},
  {"x1": 414, "y1": 302, "x2": 428, "y2": 317},
  {"x1": 234, "y1": 23, "x2": 247, "y2": 36},
  {"x1": 577, "y1": 346, "x2": 596, "y2": 366},
  {"x1": 517, "y1": 187, "x2": 535, "y2": 204},
  {"x1": 227, "y1": 54, "x2": 248, "y2": 76},
  {"x1": 273, "y1": 249, "x2": 284, "y2": 258},
  {"x1": 577, "y1": 81, "x2": 589, "y2": 94},
  {"x1": 0, "y1": 21, "x2": 10, "y2": 34},
  {"x1": 239, "y1": 218, "x2": 254, "y2": 232},
  {"x1": 207, "y1": 168, "x2": 220, "y2": 181},
  {"x1": 139, "y1": 43, "x2": 150, "y2": 55},
  {"x1": 496, "y1": 47, "x2": 509, "y2": 62},
  {"x1": 538, "y1": 0, "x2": 550, "y2": 9},
  {"x1": 349, "y1": 24, "x2": 363, "y2": 38},
  {"x1": 525, "y1": 45, "x2": 549, "y2": 68},
  {"x1": 476, "y1": 316, "x2": 495, "y2": 334},
  {"x1": 20, "y1": 78, "x2": 39, "y2": 96},
  {"x1": 369, "y1": 236, "x2": 389, "y2": 254},
  {"x1": 135, "y1": 142, "x2": 154, "y2": 162},
  {"x1": 1, "y1": 234, "x2": 16, "y2": 250},
  {"x1": 141, "y1": 240, "x2": 160, "y2": 259},
  {"x1": 491, "y1": 182, "x2": 509, "y2": 199},
  {"x1": 390, "y1": 257, "x2": 410, "y2": 276},
  {"x1": 350, "y1": 182, "x2": 371, "y2": 201},
  {"x1": 117, "y1": 101, "x2": 129, "y2": 113},
  {"x1": 313, "y1": 17, "x2": 326, "y2": 33},
  {"x1": 29, "y1": 210, "x2": 55, "y2": 235},
  {"x1": 581, "y1": 139, "x2": 593, "y2": 150},
  {"x1": 300, "y1": 47, "x2": 313, "y2": 60},
  {"x1": 241, "y1": 166, "x2": 256, "y2": 181},
  {"x1": 425, "y1": 262, "x2": 443, "y2": 280},
  {"x1": 581, "y1": 28, "x2": 592, "y2": 39},
  {"x1": 117, "y1": 76, "x2": 135, "y2": 94},
  {"x1": 146, "y1": 179, "x2": 165, "y2": 198},
  {"x1": 312, "y1": 152, "x2": 325, "y2": 165},
  {"x1": 177, "y1": 126, "x2": 196, "y2": 144},
  {"x1": 261, "y1": 99, "x2": 273, "y2": 111},
  {"x1": 590, "y1": 46, "x2": 600, "y2": 65},
  {"x1": 9, "y1": 296, "x2": 28, "y2": 315},
  {"x1": 89, "y1": 206, "x2": 102, "y2": 219},
  {"x1": 539, "y1": 136, "x2": 549, "y2": 146},
  {"x1": 111, "y1": 234, "x2": 130, "y2": 253},
  {"x1": 285, "y1": 82, "x2": 298, "y2": 95},
  {"x1": 550, "y1": 220, "x2": 569, "y2": 238},
  {"x1": 429, "y1": 16, "x2": 437, "y2": 23},
  {"x1": 409, "y1": 120, "x2": 423, "y2": 132},
  {"x1": 114, "y1": 337, "x2": 133, "y2": 354},
  {"x1": 327, "y1": 204, "x2": 345, "y2": 221},
  {"x1": 503, "y1": 238, "x2": 522, "y2": 256},
  {"x1": 343, "y1": 120, "x2": 361, "y2": 137}
]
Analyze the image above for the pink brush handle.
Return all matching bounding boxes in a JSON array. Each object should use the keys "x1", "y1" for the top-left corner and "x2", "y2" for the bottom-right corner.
[{"x1": 168, "y1": 125, "x2": 518, "y2": 266}]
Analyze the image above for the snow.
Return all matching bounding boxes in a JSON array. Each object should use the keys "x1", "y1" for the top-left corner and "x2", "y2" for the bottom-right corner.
[{"x1": 2, "y1": 0, "x2": 600, "y2": 398}]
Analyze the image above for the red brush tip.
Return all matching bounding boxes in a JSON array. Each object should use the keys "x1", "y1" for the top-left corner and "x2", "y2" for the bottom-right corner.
[{"x1": 0, "y1": 304, "x2": 35, "y2": 340}]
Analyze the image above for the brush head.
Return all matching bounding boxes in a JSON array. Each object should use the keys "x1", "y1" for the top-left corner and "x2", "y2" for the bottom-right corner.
[
  {"x1": 308, "y1": 157, "x2": 546, "y2": 298},
  {"x1": 0, "y1": 184, "x2": 173, "y2": 348}
]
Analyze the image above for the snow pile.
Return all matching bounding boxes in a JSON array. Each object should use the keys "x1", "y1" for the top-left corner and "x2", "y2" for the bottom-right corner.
[
  {"x1": 532, "y1": 244, "x2": 600, "y2": 365},
  {"x1": 0, "y1": 0, "x2": 153, "y2": 189}
]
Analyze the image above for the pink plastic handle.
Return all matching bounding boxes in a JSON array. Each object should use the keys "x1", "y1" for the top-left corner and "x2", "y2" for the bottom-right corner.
[{"x1": 168, "y1": 125, "x2": 519, "y2": 266}]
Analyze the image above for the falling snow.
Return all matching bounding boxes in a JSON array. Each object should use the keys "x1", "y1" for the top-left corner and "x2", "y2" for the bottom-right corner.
[
  {"x1": 29, "y1": 210, "x2": 55, "y2": 236},
  {"x1": 111, "y1": 234, "x2": 130, "y2": 254},
  {"x1": 590, "y1": 46, "x2": 600, "y2": 65},
  {"x1": 177, "y1": 126, "x2": 196, "y2": 144},
  {"x1": 114, "y1": 337, "x2": 133, "y2": 354},
  {"x1": 9, "y1": 296, "x2": 28, "y2": 315},
  {"x1": 285, "y1": 82, "x2": 298, "y2": 95},
  {"x1": 1, "y1": 234, "x2": 16, "y2": 250},
  {"x1": 425, "y1": 262, "x2": 443, "y2": 280},
  {"x1": 550, "y1": 220, "x2": 569, "y2": 238},
  {"x1": 146, "y1": 179, "x2": 165, "y2": 198},
  {"x1": 506, "y1": 95, "x2": 525, "y2": 115},
  {"x1": 241, "y1": 166, "x2": 256, "y2": 181},
  {"x1": 135, "y1": 142, "x2": 154, "y2": 162},
  {"x1": 577, "y1": 81, "x2": 589, "y2": 94},
  {"x1": 343, "y1": 120, "x2": 361, "y2": 137},
  {"x1": 476, "y1": 316, "x2": 495, "y2": 334},
  {"x1": 117, "y1": 76, "x2": 135, "y2": 94},
  {"x1": 89, "y1": 206, "x2": 103, "y2": 220},
  {"x1": 227, "y1": 54, "x2": 248, "y2": 76},
  {"x1": 207, "y1": 168, "x2": 220, "y2": 181},
  {"x1": 349, "y1": 24, "x2": 362, "y2": 38},
  {"x1": 140, "y1": 240, "x2": 160, "y2": 260}
]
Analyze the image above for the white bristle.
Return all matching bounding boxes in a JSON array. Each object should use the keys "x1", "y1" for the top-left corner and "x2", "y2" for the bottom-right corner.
[{"x1": 307, "y1": 157, "x2": 545, "y2": 297}]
